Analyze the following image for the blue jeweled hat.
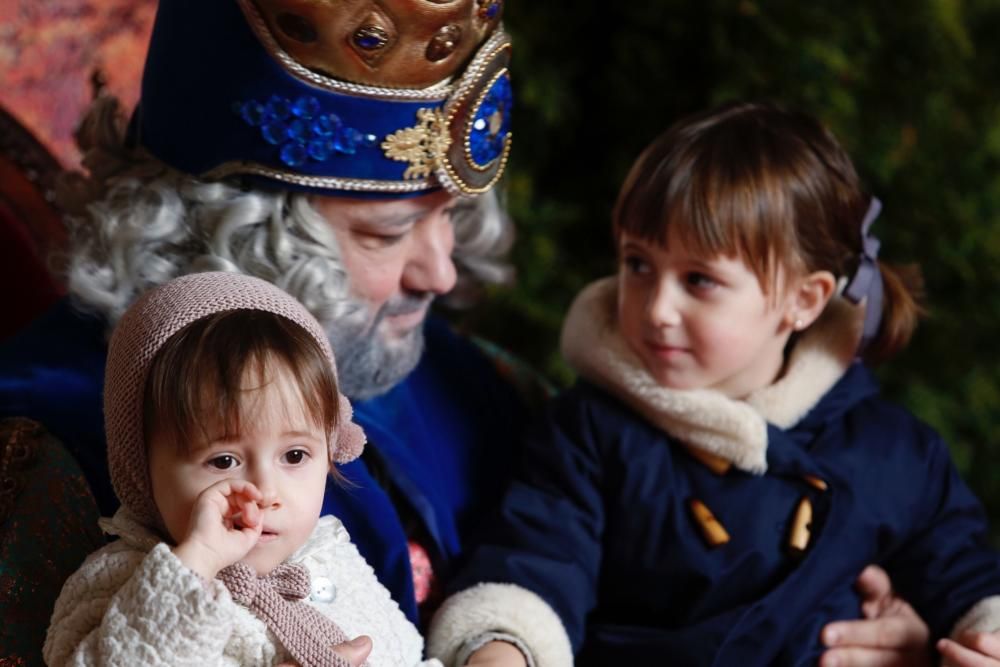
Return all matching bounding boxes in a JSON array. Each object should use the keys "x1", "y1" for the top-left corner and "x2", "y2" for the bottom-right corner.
[{"x1": 133, "y1": 0, "x2": 512, "y2": 197}]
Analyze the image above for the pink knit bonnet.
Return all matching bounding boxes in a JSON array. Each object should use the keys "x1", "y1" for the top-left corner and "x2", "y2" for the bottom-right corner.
[{"x1": 104, "y1": 271, "x2": 366, "y2": 527}]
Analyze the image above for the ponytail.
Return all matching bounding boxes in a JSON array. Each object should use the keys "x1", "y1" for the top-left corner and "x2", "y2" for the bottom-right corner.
[{"x1": 862, "y1": 261, "x2": 925, "y2": 365}]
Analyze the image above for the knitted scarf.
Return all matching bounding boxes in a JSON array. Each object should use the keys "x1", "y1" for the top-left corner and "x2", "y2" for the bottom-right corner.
[{"x1": 219, "y1": 561, "x2": 367, "y2": 667}]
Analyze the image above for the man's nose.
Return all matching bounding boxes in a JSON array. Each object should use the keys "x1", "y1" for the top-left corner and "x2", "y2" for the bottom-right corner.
[{"x1": 403, "y1": 211, "x2": 457, "y2": 295}]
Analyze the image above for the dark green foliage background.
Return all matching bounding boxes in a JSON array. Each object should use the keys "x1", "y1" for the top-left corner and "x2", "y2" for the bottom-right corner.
[{"x1": 455, "y1": 2, "x2": 1000, "y2": 536}]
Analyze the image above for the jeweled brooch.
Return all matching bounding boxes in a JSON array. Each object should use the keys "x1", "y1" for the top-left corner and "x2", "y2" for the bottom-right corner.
[{"x1": 381, "y1": 108, "x2": 453, "y2": 180}]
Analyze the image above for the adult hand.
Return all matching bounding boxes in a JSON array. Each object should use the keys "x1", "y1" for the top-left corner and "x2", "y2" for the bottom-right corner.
[
  {"x1": 465, "y1": 640, "x2": 528, "y2": 666},
  {"x1": 172, "y1": 479, "x2": 265, "y2": 580},
  {"x1": 939, "y1": 631, "x2": 1000, "y2": 667},
  {"x1": 276, "y1": 635, "x2": 373, "y2": 667},
  {"x1": 333, "y1": 635, "x2": 374, "y2": 666},
  {"x1": 819, "y1": 564, "x2": 932, "y2": 667}
]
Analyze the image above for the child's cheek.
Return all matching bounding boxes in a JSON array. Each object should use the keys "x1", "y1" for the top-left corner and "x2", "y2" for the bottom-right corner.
[{"x1": 695, "y1": 320, "x2": 749, "y2": 364}]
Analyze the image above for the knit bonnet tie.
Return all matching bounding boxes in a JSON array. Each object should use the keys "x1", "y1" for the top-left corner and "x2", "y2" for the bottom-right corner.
[{"x1": 219, "y1": 561, "x2": 365, "y2": 667}]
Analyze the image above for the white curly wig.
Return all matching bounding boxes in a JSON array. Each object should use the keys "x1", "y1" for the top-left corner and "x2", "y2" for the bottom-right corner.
[{"x1": 60, "y1": 96, "x2": 515, "y2": 335}]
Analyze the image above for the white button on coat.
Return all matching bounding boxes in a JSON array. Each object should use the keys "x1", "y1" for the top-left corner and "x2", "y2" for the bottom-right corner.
[{"x1": 310, "y1": 576, "x2": 336, "y2": 603}]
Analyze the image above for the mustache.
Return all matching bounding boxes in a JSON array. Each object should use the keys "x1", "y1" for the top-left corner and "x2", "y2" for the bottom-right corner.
[
  {"x1": 379, "y1": 292, "x2": 433, "y2": 318},
  {"x1": 331, "y1": 292, "x2": 431, "y2": 358}
]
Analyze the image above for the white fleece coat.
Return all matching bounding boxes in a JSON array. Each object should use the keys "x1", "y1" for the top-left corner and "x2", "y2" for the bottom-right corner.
[{"x1": 44, "y1": 509, "x2": 441, "y2": 667}]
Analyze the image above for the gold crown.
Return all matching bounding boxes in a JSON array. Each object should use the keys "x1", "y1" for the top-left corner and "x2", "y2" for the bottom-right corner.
[{"x1": 251, "y1": 0, "x2": 504, "y2": 89}]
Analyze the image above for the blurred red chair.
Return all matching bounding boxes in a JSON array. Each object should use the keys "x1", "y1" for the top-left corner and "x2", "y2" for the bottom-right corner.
[
  {"x1": 0, "y1": 105, "x2": 66, "y2": 341},
  {"x1": 0, "y1": 110, "x2": 105, "y2": 666}
]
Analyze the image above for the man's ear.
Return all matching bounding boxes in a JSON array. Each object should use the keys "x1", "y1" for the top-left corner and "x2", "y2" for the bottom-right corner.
[{"x1": 786, "y1": 270, "x2": 837, "y2": 332}]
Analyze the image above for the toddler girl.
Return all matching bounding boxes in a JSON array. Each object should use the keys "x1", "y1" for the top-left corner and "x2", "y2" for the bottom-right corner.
[
  {"x1": 44, "y1": 271, "x2": 441, "y2": 666},
  {"x1": 428, "y1": 103, "x2": 1000, "y2": 666}
]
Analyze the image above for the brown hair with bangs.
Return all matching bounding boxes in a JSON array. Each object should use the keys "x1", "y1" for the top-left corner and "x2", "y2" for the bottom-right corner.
[
  {"x1": 143, "y1": 309, "x2": 342, "y2": 468},
  {"x1": 613, "y1": 101, "x2": 923, "y2": 364}
]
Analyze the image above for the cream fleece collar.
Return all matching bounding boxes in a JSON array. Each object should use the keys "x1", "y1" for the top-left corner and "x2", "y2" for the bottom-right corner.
[{"x1": 559, "y1": 277, "x2": 864, "y2": 474}]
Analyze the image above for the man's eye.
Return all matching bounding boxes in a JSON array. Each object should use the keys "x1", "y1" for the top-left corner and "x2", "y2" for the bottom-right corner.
[
  {"x1": 355, "y1": 229, "x2": 407, "y2": 248},
  {"x1": 208, "y1": 455, "x2": 238, "y2": 470},
  {"x1": 371, "y1": 233, "x2": 406, "y2": 247},
  {"x1": 283, "y1": 449, "x2": 309, "y2": 465}
]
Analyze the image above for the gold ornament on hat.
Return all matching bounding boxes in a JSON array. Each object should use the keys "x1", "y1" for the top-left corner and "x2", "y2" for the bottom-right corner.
[
  {"x1": 383, "y1": 30, "x2": 512, "y2": 194},
  {"x1": 381, "y1": 108, "x2": 453, "y2": 180}
]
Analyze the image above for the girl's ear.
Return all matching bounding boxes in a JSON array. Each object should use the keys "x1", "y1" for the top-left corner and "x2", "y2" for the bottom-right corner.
[{"x1": 786, "y1": 270, "x2": 837, "y2": 331}]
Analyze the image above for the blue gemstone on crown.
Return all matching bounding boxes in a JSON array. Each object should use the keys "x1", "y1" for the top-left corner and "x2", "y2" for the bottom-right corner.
[
  {"x1": 286, "y1": 119, "x2": 308, "y2": 142},
  {"x1": 468, "y1": 73, "x2": 512, "y2": 167},
  {"x1": 308, "y1": 138, "x2": 332, "y2": 161},
  {"x1": 292, "y1": 96, "x2": 321, "y2": 120},
  {"x1": 265, "y1": 95, "x2": 292, "y2": 121},
  {"x1": 280, "y1": 142, "x2": 308, "y2": 167},
  {"x1": 312, "y1": 114, "x2": 340, "y2": 137},
  {"x1": 477, "y1": 0, "x2": 503, "y2": 21},
  {"x1": 331, "y1": 127, "x2": 358, "y2": 155},
  {"x1": 262, "y1": 120, "x2": 288, "y2": 145},
  {"x1": 240, "y1": 102, "x2": 266, "y2": 127},
  {"x1": 353, "y1": 26, "x2": 390, "y2": 51}
]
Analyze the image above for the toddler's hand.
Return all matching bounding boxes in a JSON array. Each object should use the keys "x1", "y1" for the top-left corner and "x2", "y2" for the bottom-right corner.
[
  {"x1": 939, "y1": 630, "x2": 1000, "y2": 667},
  {"x1": 465, "y1": 640, "x2": 527, "y2": 667},
  {"x1": 172, "y1": 479, "x2": 265, "y2": 579}
]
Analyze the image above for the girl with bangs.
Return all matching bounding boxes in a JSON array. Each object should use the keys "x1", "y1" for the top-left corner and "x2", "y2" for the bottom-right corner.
[
  {"x1": 44, "y1": 272, "x2": 441, "y2": 667},
  {"x1": 428, "y1": 103, "x2": 1000, "y2": 666}
]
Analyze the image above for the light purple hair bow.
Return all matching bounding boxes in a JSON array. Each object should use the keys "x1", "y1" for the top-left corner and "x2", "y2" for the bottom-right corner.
[{"x1": 842, "y1": 197, "x2": 883, "y2": 353}]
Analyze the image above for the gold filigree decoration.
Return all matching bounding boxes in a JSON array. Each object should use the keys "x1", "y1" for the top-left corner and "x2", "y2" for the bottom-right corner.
[{"x1": 381, "y1": 108, "x2": 452, "y2": 180}]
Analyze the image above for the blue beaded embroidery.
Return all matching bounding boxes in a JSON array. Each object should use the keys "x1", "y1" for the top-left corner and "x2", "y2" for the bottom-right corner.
[
  {"x1": 236, "y1": 95, "x2": 374, "y2": 168},
  {"x1": 468, "y1": 73, "x2": 512, "y2": 167}
]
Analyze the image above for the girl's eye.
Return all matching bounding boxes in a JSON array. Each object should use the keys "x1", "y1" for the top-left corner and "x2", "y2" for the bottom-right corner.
[
  {"x1": 685, "y1": 272, "x2": 718, "y2": 290},
  {"x1": 208, "y1": 455, "x2": 238, "y2": 470},
  {"x1": 623, "y1": 255, "x2": 651, "y2": 275},
  {"x1": 283, "y1": 449, "x2": 309, "y2": 465}
]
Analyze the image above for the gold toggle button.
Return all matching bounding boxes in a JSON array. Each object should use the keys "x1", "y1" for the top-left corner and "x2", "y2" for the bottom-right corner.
[
  {"x1": 689, "y1": 498, "x2": 730, "y2": 547},
  {"x1": 803, "y1": 475, "x2": 828, "y2": 491},
  {"x1": 682, "y1": 445, "x2": 732, "y2": 475},
  {"x1": 788, "y1": 496, "x2": 813, "y2": 556}
]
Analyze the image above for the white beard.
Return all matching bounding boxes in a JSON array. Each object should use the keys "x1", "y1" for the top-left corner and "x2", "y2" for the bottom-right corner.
[{"x1": 327, "y1": 293, "x2": 430, "y2": 400}]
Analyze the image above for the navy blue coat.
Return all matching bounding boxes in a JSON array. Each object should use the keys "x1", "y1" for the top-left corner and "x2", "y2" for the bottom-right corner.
[
  {"x1": 453, "y1": 364, "x2": 1000, "y2": 665},
  {"x1": 0, "y1": 298, "x2": 526, "y2": 625}
]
